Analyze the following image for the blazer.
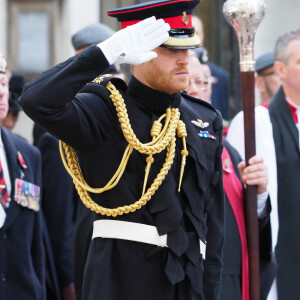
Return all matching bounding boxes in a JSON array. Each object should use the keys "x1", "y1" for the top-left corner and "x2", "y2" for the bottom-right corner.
[
  {"x1": 20, "y1": 45, "x2": 224, "y2": 300},
  {"x1": 0, "y1": 127, "x2": 45, "y2": 300}
]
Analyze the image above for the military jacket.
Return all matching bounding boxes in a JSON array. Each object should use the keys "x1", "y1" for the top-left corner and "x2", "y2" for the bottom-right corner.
[
  {"x1": 20, "y1": 45, "x2": 224, "y2": 300},
  {"x1": 0, "y1": 127, "x2": 45, "y2": 300}
]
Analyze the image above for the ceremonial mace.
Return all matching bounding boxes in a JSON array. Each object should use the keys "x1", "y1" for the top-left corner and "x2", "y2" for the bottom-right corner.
[{"x1": 223, "y1": 1, "x2": 266, "y2": 299}]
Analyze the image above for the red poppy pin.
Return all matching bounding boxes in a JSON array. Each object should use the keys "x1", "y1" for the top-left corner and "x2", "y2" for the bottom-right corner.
[
  {"x1": 223, "y1": 158, "x2": 232, "y2": 173},
  {"x1": 17, "y1": 151, "x2": 28, "y2": 169}
]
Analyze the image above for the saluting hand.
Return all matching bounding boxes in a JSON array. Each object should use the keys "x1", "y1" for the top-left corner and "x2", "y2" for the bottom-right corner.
[
  {"x1": 237, "y1": 155, "x2": 268, "y2": 195},
  {"x1": 98, "y1": 16, "x2": 170, "y2": 65}
]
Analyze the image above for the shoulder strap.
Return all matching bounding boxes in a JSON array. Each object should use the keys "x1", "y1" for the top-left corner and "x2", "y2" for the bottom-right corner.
[{"x1": 92, "y1": 74, "x2": 128, "y2": 91}]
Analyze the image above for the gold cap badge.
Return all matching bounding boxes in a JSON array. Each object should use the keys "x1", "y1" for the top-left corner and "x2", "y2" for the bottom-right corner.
[{"x1": 182, "y1": 11, "x2": 189, "y2": 26}]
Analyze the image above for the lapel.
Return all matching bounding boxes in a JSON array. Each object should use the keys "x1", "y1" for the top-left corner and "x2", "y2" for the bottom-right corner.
[
  {"x1": 180, "y1": 99, "x2": 208, "y2": 171},
  {"x1": 1, "y1": 128, "x2": 23, "y2": 230},
  {"x1": 270, "y1": 87, "x2": 299, "y2": 153}
]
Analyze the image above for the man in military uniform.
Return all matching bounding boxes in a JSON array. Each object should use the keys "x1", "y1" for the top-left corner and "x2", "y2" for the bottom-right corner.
[{"x1": 20, "y1": 1, "x2": 224, "y2": 299}]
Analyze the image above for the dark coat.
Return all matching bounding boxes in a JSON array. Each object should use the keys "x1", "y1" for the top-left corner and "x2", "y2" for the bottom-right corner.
[
  {"x1": 20, "y1": 45, "x2": 225, "y2": 300},
  {"x1": 33, "y1": 126, "x2": 77, "y2": 299},
  {"x1": 269, "y1": 87, "x2": 300, "y2": 300},
  {"x1": 34, "y1": 124, "x2": 92, "y2": 300},
  {"x1": 209, "y1": 63, "x2": 229, "y2": 120},
  {"x1": 221, "y1": 140, "x2": 276, "y2": 300},
  {"x1": 0, "y1": 127, "x2": 45, "y2": 300},
  {"x1": 72, "y1": 198, "x2": 93, "y2": 300}
]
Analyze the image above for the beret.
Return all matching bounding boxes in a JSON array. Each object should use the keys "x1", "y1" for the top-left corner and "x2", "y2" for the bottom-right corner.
[
  {"x1": 9, "y1": 72, "x2": 24, "y2": 112},
  {"x1": 256, "y1": 50, "x2": 274, "y2": 73},
  {"x1": 192, "y1": 47, "x2": 209, "y2": 64},
  {"x1": 72, "y1": 23, "x2": 115, "y2": 50}
]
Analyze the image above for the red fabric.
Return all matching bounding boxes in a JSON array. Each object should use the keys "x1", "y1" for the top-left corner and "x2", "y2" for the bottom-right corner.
[
  {"x1": 222, "y1": 125, "x2": 229, "y2": 138},
  {"x1": 0, "y1": 159, "x2": 9, "y2": 208},
  {"x1": 17, "y1": 151, "x2": 27, "y2": 169},
  {"x1": 261, "y1": 101, "x2": 269, "y2": 109},
  {"x1": 120, "y1": 14, "x2": 192, "y2": 29},
  {"x1": 261, "y1": 100, "x2": 299, "y2": 123},
  {"x1": 286, "y1": 101, "x2": 298, "y2": 124},
  {"x1": 222, "y1": 147, "x2": 249, "y2": 300}
]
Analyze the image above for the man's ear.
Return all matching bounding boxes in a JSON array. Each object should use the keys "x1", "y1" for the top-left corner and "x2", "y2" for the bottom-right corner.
[{"x1": 273, "y1": 61, "x2": 285, "y2": 80}]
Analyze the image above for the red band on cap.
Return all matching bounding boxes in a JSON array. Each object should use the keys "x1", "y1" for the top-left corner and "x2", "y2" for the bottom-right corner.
[{"x1": 121, "y1": 14, "x2": 192, "y2": 29}]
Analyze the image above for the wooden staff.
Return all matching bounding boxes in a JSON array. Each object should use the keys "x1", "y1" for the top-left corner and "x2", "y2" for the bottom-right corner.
[{"x1": 223, "y1": 1, "x2": 266, "y2": 299}]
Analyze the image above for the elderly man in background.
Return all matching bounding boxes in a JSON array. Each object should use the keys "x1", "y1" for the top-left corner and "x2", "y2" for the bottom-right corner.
[
  {"x1": 187, "y1": 51, "x2": 213, "y2": 102},
  {"x1": 192, "y1": 15, "x2": 230, "y2": 119},
  {"x1": 0, "y1": 54, "x2": 45, "y2": 300},
  {"x1": 255, "y1": 50, "x2": 281, "y2": 105}
]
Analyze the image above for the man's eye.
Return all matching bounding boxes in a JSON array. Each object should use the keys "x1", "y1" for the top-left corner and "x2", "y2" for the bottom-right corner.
[
  {"x1": 195, "y1": 80, "x2": 208, "y2": 86},
  {"x1": 167, "y1": 48, "x2": 176, "y2": 53}
]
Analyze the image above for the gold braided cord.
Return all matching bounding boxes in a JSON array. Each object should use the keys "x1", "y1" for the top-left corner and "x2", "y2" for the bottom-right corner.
[
  {"x1": 59, "y1": 142, "x2": 133, "y2": 193},
  {"x1": 59, "y1": 79, "x2": 183, "y2": 216},
  {"x1": 61, "y1": 134, "x2": 176, "y2": 217},
  {"x1": 107, "y1": 83, "x2": 180, "y2": 154}
]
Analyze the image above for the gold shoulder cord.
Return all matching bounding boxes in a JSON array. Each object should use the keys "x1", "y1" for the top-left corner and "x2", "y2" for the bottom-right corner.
[{"x1": 59, "y1": 76, "x2": 188, "y2": 217}]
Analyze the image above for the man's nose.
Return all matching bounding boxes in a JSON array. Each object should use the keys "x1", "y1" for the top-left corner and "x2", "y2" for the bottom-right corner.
[
  {"x1": 188, "y1": 80, "x2": 197, "y2": 96},
  {"x1": 0, "y1": 85, "x2": 5, "y2": 96},
  {"x1": 177, "y1": 50, "x2": 189, "y2": 65}
]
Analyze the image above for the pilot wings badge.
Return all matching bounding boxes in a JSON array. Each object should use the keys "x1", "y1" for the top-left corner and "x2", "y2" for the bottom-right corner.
[{"x1": 191, "y1": 119, "x2": 209, "y2": 129}]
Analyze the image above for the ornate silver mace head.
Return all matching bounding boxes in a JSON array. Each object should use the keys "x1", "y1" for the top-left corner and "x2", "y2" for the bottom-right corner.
[{"x1": 223, "y1": 0, "x2": 266, "y2": 72}]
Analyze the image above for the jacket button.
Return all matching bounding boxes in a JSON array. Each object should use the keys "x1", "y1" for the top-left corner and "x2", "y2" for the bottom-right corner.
[
  {"x1": 0, "y1": 273, "x2": 6, "y2": 282},
  {"x1": 2, "y1": 232, "x2": 7, "y2": 239}
]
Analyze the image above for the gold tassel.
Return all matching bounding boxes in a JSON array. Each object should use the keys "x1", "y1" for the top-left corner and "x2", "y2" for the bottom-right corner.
[
  {"x1": 142, "y1": 120, "x2": 162, "y2": 195},
  {"x1": 177, "y1": 120, "x2": 189, "y2": 192}
]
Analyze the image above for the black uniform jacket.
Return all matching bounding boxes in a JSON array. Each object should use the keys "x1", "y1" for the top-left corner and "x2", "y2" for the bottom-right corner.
[
  {"x1": 269, "y1": 87, "x2": 300, "y2": 300},
  {"x1": 221, "y1": 141, "x2": 276, "y2": 300},
  {"x1": 33, "y1": 126, "x2": 76, "y2": 299},
  {"x1": 0, "y1": 127, "x2": 45, "y2": 300},
  {"x1": 20, "y1": 45, "x2": 224, "y2": 300}
]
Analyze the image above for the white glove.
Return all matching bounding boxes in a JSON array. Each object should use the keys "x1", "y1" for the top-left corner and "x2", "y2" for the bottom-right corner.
[{"x1": 98, "y1": 16, "x2": 170, "y2": 65}]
